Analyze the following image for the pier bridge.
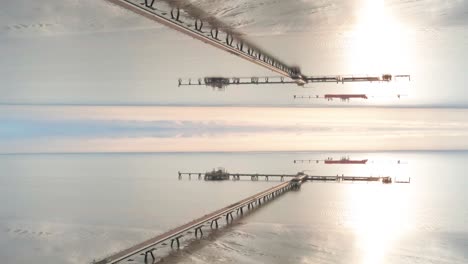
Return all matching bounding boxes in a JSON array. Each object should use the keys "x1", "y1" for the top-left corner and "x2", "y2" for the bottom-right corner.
[
  {"x1": 104, "y1": 0, "x2": 305, "y2": 84},
  {"x1": 94, "y1": 176, "x2": 304, "y2": 264}
]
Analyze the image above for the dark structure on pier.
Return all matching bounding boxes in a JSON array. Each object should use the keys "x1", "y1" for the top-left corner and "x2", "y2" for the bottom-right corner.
[{"x1": 204, "y1": 167, "x2": 230, "y2": 180}]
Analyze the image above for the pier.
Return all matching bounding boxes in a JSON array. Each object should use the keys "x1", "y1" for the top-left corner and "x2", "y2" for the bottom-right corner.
[
  {"x1": 93, "y1": 176, "x2": 303, "y2": 264},
  {"x1": 104, "y1": 0, "x2": 305, "y2": 84},
  {"x1": 178, "y1": 169, "x2": 406, "y2": 184},
  {"x1": 178, "y1": 170, "x2": 301, "y2": 181},
  {"x1": 94, "y1": 169, "x2": 408, "y2": 263}
]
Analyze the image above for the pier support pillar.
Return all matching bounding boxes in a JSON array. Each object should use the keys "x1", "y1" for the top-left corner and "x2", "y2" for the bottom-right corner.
[
  {"x1": 144, "y1": 249, "x2": 155, "y2": 263},
  {"x1": 225, "y1": 212, "x2": 234, "y2": 224},
  {"x1": 195, "y1": 227, "x2": 203, "y2": 238},
  {"x1": 210, "y1": 219, "x2": 219, "y2": 229},
  {"x1": 237, "y1": 207, "x2": 243, "y2": 215},
  {"x1": 171, "y1": 237, "x2": 180, "y2": 249}
]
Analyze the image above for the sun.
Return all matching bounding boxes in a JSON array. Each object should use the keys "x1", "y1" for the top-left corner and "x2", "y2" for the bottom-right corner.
[{"x1": 346, "y1": 0, "x2": 411, "y2": 73}]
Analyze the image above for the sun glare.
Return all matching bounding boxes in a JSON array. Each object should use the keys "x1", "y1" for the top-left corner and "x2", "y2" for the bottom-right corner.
[
  {"x1": 342, "y1": 0, "x2": 413, "y2": 103},
  {"x1": 346, "y1": 0, "x2": 411, "y2": 72},
  {"x1": 344, "y1": 181, "x2": 412, "y2": 264}
]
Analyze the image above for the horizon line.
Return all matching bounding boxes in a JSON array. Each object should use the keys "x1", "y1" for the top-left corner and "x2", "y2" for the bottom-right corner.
[
  {"x1": 1, "y1": 149, "x2": 468, "y2": 155},
  {"x1": 1, "y1": 102, "x2": 468, "y2": 110}
]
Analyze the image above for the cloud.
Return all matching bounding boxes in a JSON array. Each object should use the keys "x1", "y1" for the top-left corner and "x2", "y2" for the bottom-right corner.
[
  {"x1": 2, "y1": 105, "x2": 468, "y2": 153},
  {"x1": 0, "y1": 118, "x2": 318, "y2": 139}
]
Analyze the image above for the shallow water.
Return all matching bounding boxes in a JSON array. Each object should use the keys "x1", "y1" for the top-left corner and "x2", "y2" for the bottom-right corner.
[{"x1": 0, "y1": 151, "x2": 467, "y2": 263}]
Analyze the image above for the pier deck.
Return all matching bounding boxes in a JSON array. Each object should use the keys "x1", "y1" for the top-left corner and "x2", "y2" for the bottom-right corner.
[{"x1": 178, "y1": 171, "x2": 403, "y2": 183}]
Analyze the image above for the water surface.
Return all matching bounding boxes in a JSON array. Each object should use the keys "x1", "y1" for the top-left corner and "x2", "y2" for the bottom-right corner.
[{"x1": 1, "y1": 151, "x2": 467, "y2": 263}]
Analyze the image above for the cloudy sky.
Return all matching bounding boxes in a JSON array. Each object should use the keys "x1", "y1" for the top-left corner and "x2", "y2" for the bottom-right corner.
[
  {"x1": 1, "y1": 0, "x2": 468, "y2": 152},
  {"x1": 2, "y1": 105, "x2": 468, "y2": 153}
]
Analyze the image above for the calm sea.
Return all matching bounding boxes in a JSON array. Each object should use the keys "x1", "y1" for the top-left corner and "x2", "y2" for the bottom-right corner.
[{"x1": 0, "y1": 151, "x2": 467, "y2": 264}]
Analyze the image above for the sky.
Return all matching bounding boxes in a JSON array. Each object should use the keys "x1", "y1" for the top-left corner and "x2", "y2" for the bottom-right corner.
[
  {"x1": 2, "y1": 105, "x2": 468, "y2": 153},
  {"x1": 1, "y1": 0, "x2": 468, "y2": 152}
]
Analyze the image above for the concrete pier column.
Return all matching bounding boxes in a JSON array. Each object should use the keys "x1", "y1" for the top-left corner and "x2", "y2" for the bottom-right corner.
[
  {"x1": 171, "y1": 237, "x2": 180, "y2": 249},
  {"x1": 198, "y1": 173, "x2": 202, "y2": 180},
  {"x1": 195, "y1": 227, "x2": 203, "y2": 238},
  {"x1": 144, "y1": 249, "x2": 155, "y2": 262},
  {"x1": 225, "y1": 212, "x2": 234, "y2": 224},
  {"x1": 210, "y1": 219, "x2": 219, "y2": 229}
]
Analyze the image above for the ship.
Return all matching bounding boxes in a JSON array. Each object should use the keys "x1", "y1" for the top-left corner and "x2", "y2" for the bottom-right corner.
[{"x1": 324, "y1": 157, "x2": 368, "y2": 164}]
